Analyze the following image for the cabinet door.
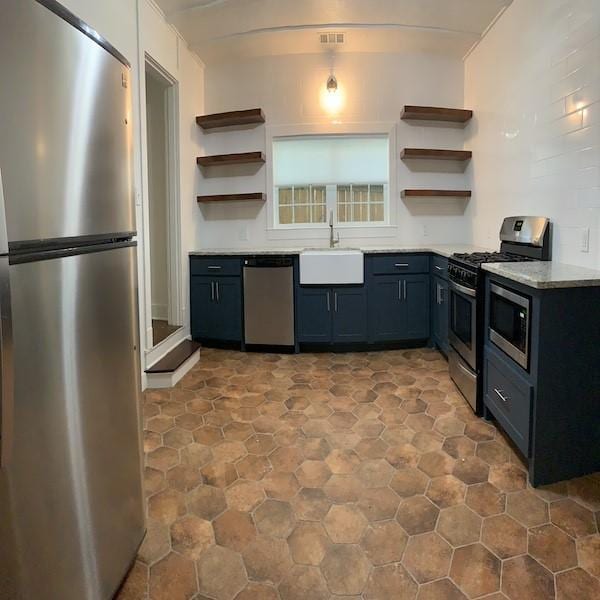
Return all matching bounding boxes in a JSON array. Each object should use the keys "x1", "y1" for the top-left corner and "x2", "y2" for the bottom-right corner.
[
  {"x1": 213, "y1": 277, "x2": 242, "y2": 341},
  {"x1": 404, "y1": 275, "x2": 430, "y2": 340},
  {"x1": 191, "y1": 276, "x2": 217, "y2": 339},
  {"x1": 432, "y1": 276, "x2": 449, "y2": 352},
  {"x1": 332, "y1": 287, "x2": 367, "y2": 343},
  {"x1": 297, "y1": 286, "x2": 332, "y2": 343},
  {"x1": 368, "y1": 276, "x2": 404, "y2": 342}
]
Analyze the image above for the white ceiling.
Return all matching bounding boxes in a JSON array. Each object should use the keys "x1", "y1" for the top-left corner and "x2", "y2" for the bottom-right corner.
[{"x1": 155, "y1": 0, "x2": 513, "y2": 64}]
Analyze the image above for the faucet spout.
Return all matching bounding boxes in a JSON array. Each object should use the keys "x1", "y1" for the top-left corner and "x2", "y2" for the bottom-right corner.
[{"x1": 329, "y1": 210, "x2": 340, "y2": 248}]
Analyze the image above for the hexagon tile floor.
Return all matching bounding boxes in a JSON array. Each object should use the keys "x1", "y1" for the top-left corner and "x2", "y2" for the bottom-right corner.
[{"x1": 116, "y1": 348, "x2": 600, "y2": 600}]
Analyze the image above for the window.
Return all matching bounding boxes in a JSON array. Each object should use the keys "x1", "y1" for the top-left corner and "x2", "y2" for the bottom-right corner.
[{"x1": 272, "y1": 135, "x2": 389, "y2": 228}]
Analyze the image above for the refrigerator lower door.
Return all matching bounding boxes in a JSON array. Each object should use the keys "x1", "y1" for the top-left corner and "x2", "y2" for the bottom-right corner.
[{"x1": 0, "y1": 245, "x2": 144, "y2": 600}]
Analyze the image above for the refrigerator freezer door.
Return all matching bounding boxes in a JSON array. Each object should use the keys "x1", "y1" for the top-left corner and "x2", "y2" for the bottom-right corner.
[
  {"x1": 0, "y1": 0, "x2": 135, "y2": 246},
  {"x1": 0, "y1": 245, "x2": 144, "y2": 600}
]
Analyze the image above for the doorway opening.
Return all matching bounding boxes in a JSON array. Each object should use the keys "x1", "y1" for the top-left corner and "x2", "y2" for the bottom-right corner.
[{"x1": 145, "y1": 60, "x2": 181, "y2": 348}]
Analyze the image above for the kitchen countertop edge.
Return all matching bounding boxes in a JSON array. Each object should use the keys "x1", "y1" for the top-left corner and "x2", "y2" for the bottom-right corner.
[{"x1": 482, "y1": 262, "x2": 600, "y2": 289}]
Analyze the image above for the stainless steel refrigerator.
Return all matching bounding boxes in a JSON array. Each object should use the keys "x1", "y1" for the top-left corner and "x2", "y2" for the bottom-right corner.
[{"x1": 0, "y1": 1, "x2": 145, "y2": 598}]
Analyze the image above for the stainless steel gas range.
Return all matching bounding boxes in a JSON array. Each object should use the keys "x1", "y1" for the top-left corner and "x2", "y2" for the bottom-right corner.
[{"x1": 448, "y1": 216, "x2": 551, "y2": 414}]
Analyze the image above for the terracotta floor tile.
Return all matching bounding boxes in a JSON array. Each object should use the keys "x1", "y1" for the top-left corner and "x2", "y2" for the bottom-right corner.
[
  {"x1": 555, "y1": 567, "x2": 600, "y2": 600},
  {"x1": 403, "y1": 532, "x2": 452, "y2": 583},
  {"x1": 361, "y1": 520, "x2": 408, "y2": 565},
  {"x1": 481, "y1": 514, "x2": 527, "y2": 559},
  {"x1": 550, "y1": 498, "x2": 597, "y2": 538},
  {"x1": 241, "y1": 535, "x2": 292, "y2": 584},
  {"x1": 576, "y1": 535, "x2": 600, "y2": 577},
  {"x1": 396, "y1": 495, "x2": 439, "y2": 535},
  {"x1": 501, "y1": 555, "x2": 555, "y2": 600},
  {"x1": 149, "y1": 552, "x2": 197, "y2": 600},
  {"x1": 450, "y1": 543, "x2": 501, "y2": 598},
  {"x1": 278, "y1": 564, "x2": 329, "y2": 600},
  {"x1": 213, "y1": 509, "x2": 256, "y2": 552},
  {"x1": 323, "y1": 504, "x2": 368, "y2": 543},
  {"x1": 254, "y1": 499, "x2": 296, "y2": 538},
  {"x1": 364, "y1": 564, "x2": 418, "y2": 600},
  {"x1": 437, "y1": 504, "x2": 481, "y2": 546},
  {"x1": 117, "y1": 348, "x2": 600, "y2": 600},
  {"x1": 321, "y1": 544, "x2": 371, "y2": 595},
  {"x1": 417, "y1": 578, "x2": 467, "y2": 600},
  {"x1": 197, "y1": 545, "x2": 247, "y2": 600},
  {"x1": 287, "y1": 521, "x2": 331, "y2": 565},
  {"x1": 528, "y1": 522, "x2": 577, "y2": 573}
]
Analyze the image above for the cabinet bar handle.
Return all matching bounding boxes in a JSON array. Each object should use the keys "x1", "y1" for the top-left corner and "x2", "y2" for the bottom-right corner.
[
  {"x1": 403, "y1": 280, "x2": 407, "y2": 300},
  {"x1": 334, "y1": 292, "x2": 338, "y2": 312},
  {"x1": 208, "y1": 265, "x2": 222, "y2": 270},
  {"x1": 398, "y1": 281, "x2": 402, "y2": 300},
  {"x1": 494, "y1": 388, "x2": 509, "y2": 403},
  {"x1": 210, "y1": 281, "x2": 215, "y2": 301},
  {"x1": 216, "y1": 281, "x2": 220, "y2": 302},
  {"x1": 435, "y1": 265, "x2": 443, "y2": 271},
  {"x1": 327, "y1": 292, "x2": 331, "y2": 312},
  {"x1": 395, "y1": 263, "x2": 409, "y2": 268}
]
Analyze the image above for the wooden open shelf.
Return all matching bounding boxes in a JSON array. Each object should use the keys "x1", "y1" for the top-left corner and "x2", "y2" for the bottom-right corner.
[
  {"x1": 196, "y1": 108, "x2": 265, "y2": 130},
  {"x1": 401, "y1": 148, "x2": 472, "y2": 161},
  {"x1": 401, "y1": 105, "x2": 473, "y2": 123},
  {"x1": 401, "y1": 189, "x2": 472, "y2": 198},
  {"x1": 196, "y1": 152, "x2": 266, "y2": 167},
  {"x1": 197, "y1": 193, "x2": 266, "y2": 203}
]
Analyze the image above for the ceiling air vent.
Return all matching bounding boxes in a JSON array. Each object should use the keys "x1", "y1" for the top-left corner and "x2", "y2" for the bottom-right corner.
[{"x1": 320, "y1": 32, "x2": 345, "y2": 45}]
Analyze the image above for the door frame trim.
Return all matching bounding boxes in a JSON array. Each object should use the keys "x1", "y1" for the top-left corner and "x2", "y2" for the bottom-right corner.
[{"x1": 141, "y1": 54, "x2": 183, "y2": 360}]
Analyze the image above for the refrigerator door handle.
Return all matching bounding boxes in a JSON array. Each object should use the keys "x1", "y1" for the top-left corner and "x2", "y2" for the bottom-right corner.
[{"x1": 0, "y1": 256, "x2": 14, "y2": 469}]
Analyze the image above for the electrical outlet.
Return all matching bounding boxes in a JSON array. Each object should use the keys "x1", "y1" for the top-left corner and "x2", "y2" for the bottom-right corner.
[
  {"x1": 239, "y1": 226, "x2": 248, "y2": 241},
  {"x1": 422, "y1": 225, "x2": 429, "y2": 238},
  {"x1": 581, "y1": 227, "x2": 590, "y2": 253}
]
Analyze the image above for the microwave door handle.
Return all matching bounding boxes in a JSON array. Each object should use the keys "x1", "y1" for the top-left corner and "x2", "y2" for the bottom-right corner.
[{"x1": 0, "y1": 169, "x2": 13, "y2": 469}]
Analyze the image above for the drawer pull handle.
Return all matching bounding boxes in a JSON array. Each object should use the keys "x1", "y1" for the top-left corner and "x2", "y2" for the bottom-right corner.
[
  {"x1": 394, "y1": 263, "x2": 409, "y2": 268},
  {"x1": 435, "y1": 265, "x2": 444, "y2": 271},
  {"x1": 207, "y1": 265, "x2": 222, "y2": 270},
  {"x1": 494, "y1": 388, "x2": 509, "y2": 403}
]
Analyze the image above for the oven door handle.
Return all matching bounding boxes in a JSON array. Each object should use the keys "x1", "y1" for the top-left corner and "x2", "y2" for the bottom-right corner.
[{"x1": 449, "y1": 280, "x2": 476, "y2": 298}]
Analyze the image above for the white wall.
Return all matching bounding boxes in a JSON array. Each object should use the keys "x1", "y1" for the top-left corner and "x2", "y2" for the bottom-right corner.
[
  {"x1": 465, "y1": 0, "x2": 600, "y2": 267},
  {"x1": 197, "y1": 52, "x2": 471, "y2": 249}
]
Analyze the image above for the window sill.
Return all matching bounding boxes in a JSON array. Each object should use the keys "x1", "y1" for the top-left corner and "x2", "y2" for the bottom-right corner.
[{"x1": 266, "y1": 225, "x2": 397, "y2": 241}]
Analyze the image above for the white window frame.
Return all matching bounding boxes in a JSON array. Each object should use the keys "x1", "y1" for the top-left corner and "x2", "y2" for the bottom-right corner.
[{"x1": 266, "y1": 123, "x2": 397, "y2": 239}]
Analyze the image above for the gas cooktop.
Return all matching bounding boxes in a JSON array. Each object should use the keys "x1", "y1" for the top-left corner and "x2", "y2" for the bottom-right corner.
[{"x1": 451, "y1": 251, "x2": 536, "y2": 268}]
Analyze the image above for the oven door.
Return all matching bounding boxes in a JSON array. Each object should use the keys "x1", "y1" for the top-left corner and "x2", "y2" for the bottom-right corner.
[
  {"x1": 489, "y1": 283, "x2": 530, "y2": 370},
  {"x1": 449, "y1": 280, "x2": 477, "y2": 370}
]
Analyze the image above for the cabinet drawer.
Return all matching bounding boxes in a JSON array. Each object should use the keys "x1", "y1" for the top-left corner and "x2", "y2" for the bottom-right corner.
[
  {"x1": 368, "y1": 254, "x2": 429, "y2": 275},
  {"x1": 190, "y1": 257, "x2": 241, "y2": 276},
  {"x1": 484, "y1": 349, "x2": 532, "y2": 456},
  {"x1": 431, "y1": 256, "x2": 449, "y2": 280}
]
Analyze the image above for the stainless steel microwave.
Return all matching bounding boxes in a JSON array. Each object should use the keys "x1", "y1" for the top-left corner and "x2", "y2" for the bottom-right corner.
[{"x1": 489, "y1": 283, "x2": 530, "y2": 370}]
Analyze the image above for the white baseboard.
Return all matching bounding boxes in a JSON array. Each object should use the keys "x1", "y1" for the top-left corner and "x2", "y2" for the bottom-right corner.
[{"x1": 145, "y1": 347, "x2": 200, "y2": 389}]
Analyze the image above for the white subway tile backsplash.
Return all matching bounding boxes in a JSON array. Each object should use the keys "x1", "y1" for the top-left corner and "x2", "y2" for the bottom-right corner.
[{"x1": 465, "y1": 0, "x2": 600, "y2": 268}]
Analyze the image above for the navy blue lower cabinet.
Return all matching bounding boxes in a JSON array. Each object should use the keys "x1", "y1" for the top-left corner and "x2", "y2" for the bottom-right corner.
[
  {"x1": 332, "y1": 287, "x2": 367, "y2": 343},
  {"x1": 368, "y1": 274, "x2": 430, "y2": 342},
  {"x1": 297, "y1": 286, "x2": 333, "y2": 343},
  {"x1": 191, "y1": 275, "x2": 242, "y2": 343},
  {"x1": 431, "y1": 275, "x2": 449, "y2": 353},
  {"x1": 368, "y1": 276, "x2": 405, "y2": 342},
  {"x1": 403, "y1": 275, "x2": 430, "y2": 339}
]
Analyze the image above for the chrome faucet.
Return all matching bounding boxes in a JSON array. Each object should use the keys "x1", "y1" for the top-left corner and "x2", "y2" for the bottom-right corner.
[{"x1": 329, "y1": 210, "x2": 340, "y2": 248}]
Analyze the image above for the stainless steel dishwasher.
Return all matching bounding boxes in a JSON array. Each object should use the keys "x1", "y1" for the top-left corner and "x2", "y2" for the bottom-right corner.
[{"x1": 243, "y1": 256, "x2": 295, "y2": 348}]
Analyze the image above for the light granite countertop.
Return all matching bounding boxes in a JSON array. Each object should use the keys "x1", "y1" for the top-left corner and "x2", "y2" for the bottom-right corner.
[
  {"x1": 189, "y1": 244, "x2": 491, "y2": 259},
  {"x1": 482, "y1": 261, "x2": 600, "y2": 289}
]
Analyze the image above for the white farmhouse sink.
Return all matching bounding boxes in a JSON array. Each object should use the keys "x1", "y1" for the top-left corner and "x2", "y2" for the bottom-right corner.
[{"x1": 299, "y1": 249, "x2": 364, "y2": 285}]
